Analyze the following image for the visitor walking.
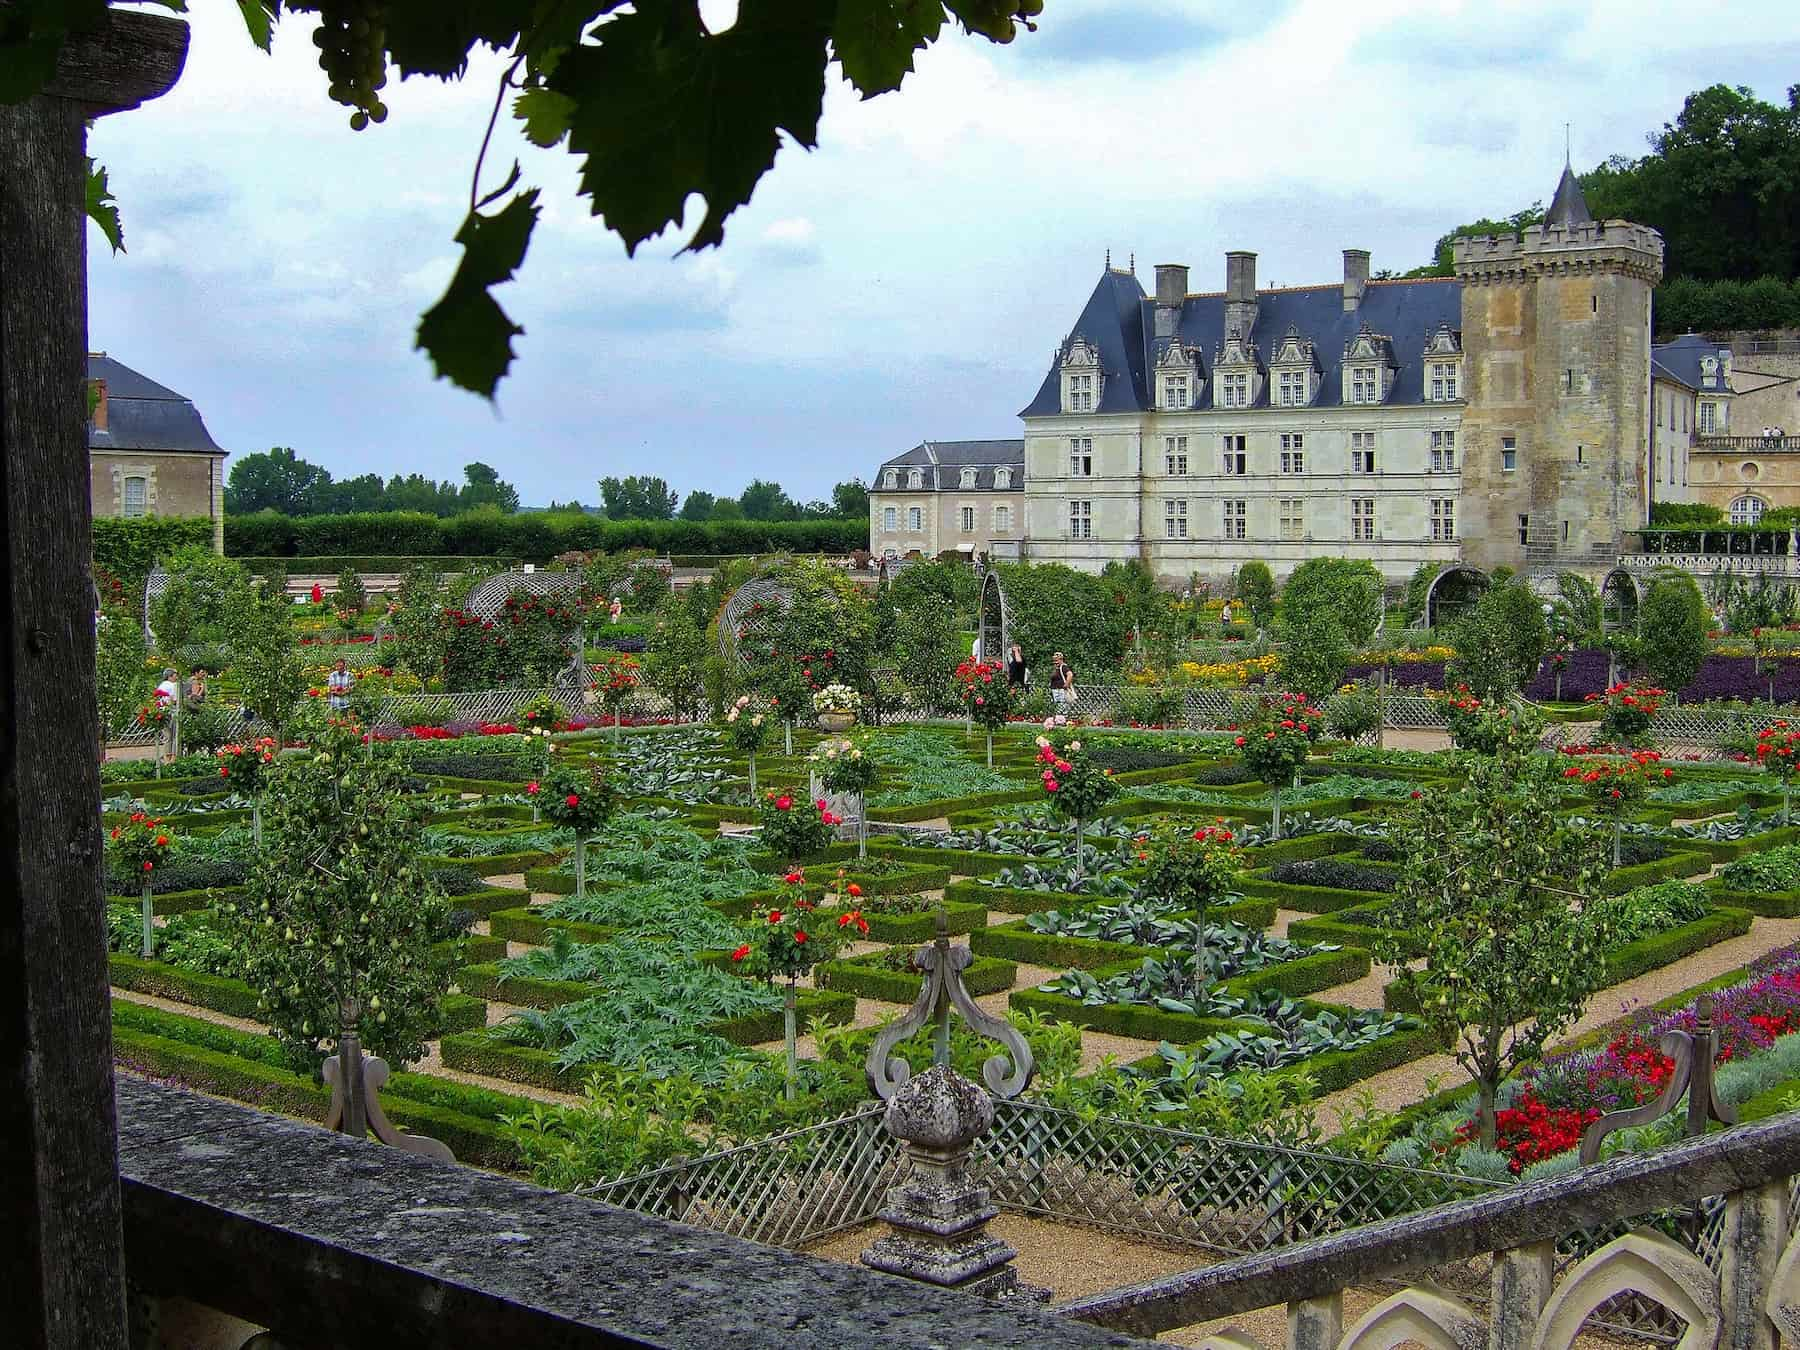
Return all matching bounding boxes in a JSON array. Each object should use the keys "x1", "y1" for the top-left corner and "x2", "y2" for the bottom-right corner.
[
  {"x1": 327, "y1": 658, "x2": 354, "y2": 713},
  {"x1": 1049, "y1": 653, "x2": 1075, "y2": 709},
  {"x1": 1006, "y1": 643, "x2": 1027, "y2": 689}
]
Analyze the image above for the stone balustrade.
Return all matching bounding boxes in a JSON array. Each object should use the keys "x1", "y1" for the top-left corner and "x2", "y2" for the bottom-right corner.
[{"x1": 1060, "y1": 1108, "x2": 1800, "y2": 1348}]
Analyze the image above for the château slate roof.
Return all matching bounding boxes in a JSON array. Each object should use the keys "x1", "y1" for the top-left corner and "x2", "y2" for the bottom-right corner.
[
  {"x1": 1020, "y1": 271, "x2": 1462, "y2": 417},
  {"x1": 87, "y1": 354, "x2": 226, "y2": 455},
  {"x1": 1545, "y1": 162, "x2": 1594, "y2": 227},
  {"x1": 873, "y1": 438, "x2": 1024, "y2": 491}
]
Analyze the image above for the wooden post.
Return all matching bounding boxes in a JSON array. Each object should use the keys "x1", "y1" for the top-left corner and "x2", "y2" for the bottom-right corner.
[{"x1": 0, "y1": 14, "x2": 189, "y2": 1349}]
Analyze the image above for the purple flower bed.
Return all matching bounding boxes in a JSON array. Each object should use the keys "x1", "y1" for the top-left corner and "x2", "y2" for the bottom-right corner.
[
  {"x1": 590, "y1": 635, "x2": 647, "y2": 653},
  {"x1": 1672, "y1": 655, "x2": 1800, "y2": 705},
  {"x1": 1523, "y1": 648, "x2": 1613, "y2": 702}
]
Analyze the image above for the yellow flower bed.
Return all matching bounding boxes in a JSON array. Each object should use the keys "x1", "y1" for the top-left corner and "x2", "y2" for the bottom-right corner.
[{"x1": 1180, "y1": 654, "x2": 1279, "y2": 686}]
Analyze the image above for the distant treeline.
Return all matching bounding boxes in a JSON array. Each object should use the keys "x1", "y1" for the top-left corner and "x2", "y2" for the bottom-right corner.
[
  {"x1": 223, "y1": 511, "x2": 868, "y2": 560},
  {"x1": 1653, "y1": 275, "x2": 1800, "y2": 338}
]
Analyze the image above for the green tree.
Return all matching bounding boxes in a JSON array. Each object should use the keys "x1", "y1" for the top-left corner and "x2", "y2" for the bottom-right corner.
[
  {"x1": 1379, "y1": 722, "x2": 1612, "y2": 1150},
  {"x1": 678, "y1": 489, "x2": 717, "y2": 521},
  {"x1": 599, "y1": 475, "x2": 678, "y2": 520},
  {"x1": 95, "y1": 603, "x2": 150, "y2": 738},
  {"x1": 224, "y1": 446, "x2": 331, "y2": 515},
  {"x1": 831, "y1": 479, "x2": 870, "y2": 519},
  {"x1": 460, "y1": 462, "x2": 521, "y2": 513},
  {"x1": 151, "y1": 551, "x2": 251, "y2": 756},
  {"x1": 391, "y1": 565, "x2": 449, "y2": 684},
  {"x1": 1553, "y1": 572, "x2": 1605, "y2": 647},
  {"x1": 1445, "y1": 584, "x2": 1547, "y2": 701},
  {"x1": 894, "y1": 596, "x2": 962, "y2": 714},
  {"x1": 1233, "y1": 561, "x2": 1276, "y2": 629},
  {"x1": 223, "y1": 725, "x2": 457, "y2": 1077},
  {"x1": 1399, "y1": 562, "x2": 1436, "y2": 629},
  {"x1": 997, "y1": 561, "x2": 1131, "y2": 677},
  {"x1": 1637, "y1": 573, "x2": 1710, "y2": 691},
  {"x1": 644, "y1": 598, "x2": 709, "y2": 719},
  {"x1": 709, "y1": 497, "x2": 745, "y2": 522},
  {"x1": 1281, "y1": 558, "x2": 1383, "y2": 647},
  {"x1": 229, "y1": 583, "x2": 306, "y2": 749},
  {"x1": 739, "y1": 478, "x2": 795, "y2": 521}
]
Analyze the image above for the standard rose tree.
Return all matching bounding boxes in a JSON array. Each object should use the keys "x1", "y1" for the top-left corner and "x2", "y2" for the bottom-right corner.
[
  {"x1": 109, "y1": 812, "x2": 175, "y2": 958},
  {"x1": 1563, "y1": 750, "x2": 1670, "y2": 867},
  {"x1": 810, "y1": 735, "x2": 876, "y2": 858},
  {"x1": 1035, "y1": 726, "x2": 1116, "y2": 875},
  {"x1": 215, "y1": 737, "x2": 277, "y2": 845},
  {"x1": 538, "y1": 754, "x2": 618, "y2": 897},
  {"x1": 1757, "y1": 722, "x2": 1800, "y2": 822},
  {"x1": 1139, "y1": 821, "x2": 1245, "y2": 995},
  {"x1": 758, "y1": 790, "x2": 840, "y2": 867},
  {"x1": 724, "y1": 694, "x2": 771, "y2": 795},
  {"x1": 955, "y1": 659, "x2": 1016, "y2": 768},
  {"x1": 1233, "y1": 694, "x2": 1317, "y2": 837}
]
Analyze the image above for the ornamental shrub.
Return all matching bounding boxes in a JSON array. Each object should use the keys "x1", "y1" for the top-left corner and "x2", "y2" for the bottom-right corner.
[
  {"x1": 1323, "y1": 686, "x2": 1380, "y2": 741},
  {"x1": 222, "y1": 724, "x2": 457, "y2": 1068},
  {"x1": 758, "y1": 790, "x2": 840, "y2": 862},
  {"x1": 334, "y1": 566, "x2": 367, "y2": 615},
  {"x1": 810, "y1": 736, "x2": 876, "y2": 797},
  {"x1": 1585, "y1": 683, "x2": 1666, "y2": 747},
  {"x1": 1445, "y1": 583, "x2": 1547, "y2": 701},
  {"x1": 1234, "y1": 561, "x2": 1276, "y2": 630},
  {"x1": 518, "y1": 692, "x2": 567, "y2": 731},
  {"x1": 954, "y1": 659, "x2": 1015, "y2": 731},
  {"x1": 1636, "y1": 574, "x2": 1710, "y2": 692},
  {"x1": 1720, "y1": 844, "x2": 1800, "y2": 894}
]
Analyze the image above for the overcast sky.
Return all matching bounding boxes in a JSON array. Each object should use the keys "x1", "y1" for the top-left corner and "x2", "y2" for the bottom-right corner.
[{"x1": 90, "y1": 1, "x2": 1800, "y2": 508}]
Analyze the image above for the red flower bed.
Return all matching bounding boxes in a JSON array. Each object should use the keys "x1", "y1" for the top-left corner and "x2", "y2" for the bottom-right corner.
[{"x1": 1459, "y1": 1089, "x2": 1599, "y2": 1173}]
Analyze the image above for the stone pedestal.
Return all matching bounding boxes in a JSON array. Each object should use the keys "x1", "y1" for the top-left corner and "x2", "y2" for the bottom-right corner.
[{"x1": 859, "y1": 1064, "x2": 1049, "y2": 1304}]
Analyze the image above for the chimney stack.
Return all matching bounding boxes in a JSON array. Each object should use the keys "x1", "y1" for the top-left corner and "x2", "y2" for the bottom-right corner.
[
  {"x1": 1154, "y1": 263, "x2": 1187, "y2": 338},
  {"x1": 90, "y1": 378, "x2": 108, "y2": 432},
  {"x1": 1223, "y1": 251, "x2": 1258, "y2": 343},
  {"x1": 1343, "y1": 249, "x2": 1370, "y2": 312}
]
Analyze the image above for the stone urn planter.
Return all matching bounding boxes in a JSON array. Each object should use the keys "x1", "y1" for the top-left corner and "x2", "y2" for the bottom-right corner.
[{"x1": 818, "y1": 710, "x2": 857, "y2": 733}]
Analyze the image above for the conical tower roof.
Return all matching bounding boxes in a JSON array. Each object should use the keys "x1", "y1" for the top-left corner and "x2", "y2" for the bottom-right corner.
[{"x1": 1545, "y1": 160, "x2": 1593, "y2": 226}]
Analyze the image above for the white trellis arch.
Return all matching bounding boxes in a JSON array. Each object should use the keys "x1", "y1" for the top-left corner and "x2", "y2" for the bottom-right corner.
[
  {"x1": 1423, "y1": 565, "x2": 1489, "y2": 630},
  {"x1": 1599, "y1": 568, "x2": 1642, "y2": 634},
  {"x1": 463, "y1": 569, "x2": 589, "y2": 684},
  {"x1": 976, "y1": 565, "x2": 1010, "y2": 664},
  {"x1": 142, "y1": 561, "x2": 169, "y2": 643},
  {"x1": 716, "y1": 577, "x2": 795, "y2": 672}
]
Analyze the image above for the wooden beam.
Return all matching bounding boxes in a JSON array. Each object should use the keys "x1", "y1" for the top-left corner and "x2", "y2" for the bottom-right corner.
[{"x1": 0, "y1": 12, "x2": 189, "y2": 1349}]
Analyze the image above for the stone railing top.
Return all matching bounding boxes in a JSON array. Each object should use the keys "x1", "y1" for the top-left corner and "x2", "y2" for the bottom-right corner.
[
  {"x1": 117, "y1": 1075, "x2": 1151, "y2": 1348},
  {"x1": 1060, "y1": 1106, "x2": 1800, "y2": 1336}
]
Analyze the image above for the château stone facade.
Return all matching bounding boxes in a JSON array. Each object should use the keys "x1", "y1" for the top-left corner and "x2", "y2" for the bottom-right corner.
[{"x1": 1013, "y1": 164, "x2": 1666, "y2": 586}]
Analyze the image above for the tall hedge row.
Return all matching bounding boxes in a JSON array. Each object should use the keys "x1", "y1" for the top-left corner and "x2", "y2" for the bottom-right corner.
[
  {"x1": 92, "y1": 516, "x2": 214, "y2": 588},
  {"x1": 224, "y1": 510, "x2": 868, "y2": 559}
]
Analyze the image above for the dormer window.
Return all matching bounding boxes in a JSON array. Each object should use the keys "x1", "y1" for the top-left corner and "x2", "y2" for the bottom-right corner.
[
  {"x1": 1268, "y1": 325, "x2": 1318, "y2": 408},
  {"x1": 1161, "y1": 375, "x2": 1189, "y2": 410},
  {"x1": 1212, "y1": 332, "x2": 1263, "y2": 410},
  {"x1": 1349, "y1": 367, "x2": 1379, "y2": 404},
  {"x1": 1342, "y1": 326, "x2": 1396, "y2": 405},
  {"x1": 1061, "y1": 335, "x2": 1102, "y2": 414},
  {"x1": 1153, "y1": 340, "x2": 1202, "y2": 412},
  {"x1": 907, "y1": 468, "x2": 923, "y2": 490},
  {"x1": 1422, "y1": 324, "x2": 1462, "y2": 403},
  {"x1": 993, "y1": 467, "x2": 1012, "y2": 490},
  {"x1": 1428, "y1": 361, "x2": 1460, "y2": 401},
  {"x1": 883, "y1": 468, "x2": 898, "y2": 490},
  {"x1": 1219, "y1": 374, "x2": 1249, "y2": 408},
  {"x1": 959, "y1": 467, "x2": 978, "y2": 489}
]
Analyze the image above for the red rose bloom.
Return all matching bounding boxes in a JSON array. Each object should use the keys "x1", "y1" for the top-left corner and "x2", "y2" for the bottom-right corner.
[{"x1": 731, "y1": 944, "x2": 751, "y2": 962}]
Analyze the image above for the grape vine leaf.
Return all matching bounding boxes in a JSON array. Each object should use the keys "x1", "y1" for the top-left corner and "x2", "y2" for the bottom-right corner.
[
  {"x1": 831, "y1": 0, "x2": 945, "y2": 97},
  {"x1": 512, "y1": 86, "x2": 574, "y2": 148},
  {"x1": 236, "y1": 0, "x2": 275, "y2": 52},
  {"x1": 551, "y1": 0, "x2": 835, "y2": 253},
  {"x1": 415, "y1": 184, "x2": 540, "y2": 397},
  {"x1": 85, "y1": 155, "x2": 123, "y2": 253}
]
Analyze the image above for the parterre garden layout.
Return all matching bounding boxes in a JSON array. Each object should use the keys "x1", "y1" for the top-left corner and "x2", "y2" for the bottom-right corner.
[{"x1": 105, "y1": 722, "x2": 1800, "y2": 1194}]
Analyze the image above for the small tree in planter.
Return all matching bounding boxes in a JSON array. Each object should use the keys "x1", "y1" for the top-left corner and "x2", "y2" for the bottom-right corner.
[
  {"x1": 954, "y1": 658, "x2": 1015, "y2": 767},
  {"x1": 1139, "y1": 821, "x2": 1245, "y2": 997},
  {"x1": 724, "y1": 694, "x2": 771, "y2": 796},
  {"x1": 216, "y1": 737, "x2": 278, "y2": 846},
  {"x1": 223, "y1": 724, "x2": 457, "y2": 1138},
  {"x1": 1035, "y1": 727, "x2": 1117, "y2": 875},
  {"x1": 109, "y1": 812, "x2": 174, "y2": 958},
  {"x1": 811, "y1": 735, "x2": 876, "y2": 858},
  {"x1": 1564, "y1": 750, "x2": 1670, "y2": 867},
  {"x1": 1584, "y1": 682, "x2": 1665, "y2": 749},
  {"x1": 540, "y1": 754, "x2": 618, "y2": 897},
  {"x1": 595, "y1": 654, "x2": 640, "y2": 741},
  {"x1": 1756, "y1": 721, "x2": 1800, "y2": 822},
  {"x1": 731, "y1": 871, "x2": 862, "y2": 1099},
  {"x1": 1233, "y1": 694, "x2": 1316, "y2": 837},
  {"x1": 758, "y1": 790, "x2": 840, "y2": 867}
]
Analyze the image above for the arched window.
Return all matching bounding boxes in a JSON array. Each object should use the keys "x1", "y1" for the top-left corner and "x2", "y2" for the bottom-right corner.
[
  {"x1": 1730, "y1": 494, "x2": 1767, "y2": 525},
  {"x1": 907, "y1": 468, "x2": 923, "y2": 490}
]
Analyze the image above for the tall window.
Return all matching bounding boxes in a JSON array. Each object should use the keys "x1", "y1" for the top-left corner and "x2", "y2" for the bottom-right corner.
[
  {"x1": 1429, "y1": 430, "x2": 1456, "y2": 472},
  {"x1": 1731, "y1": 495, "x2": 1767, "y2": 525},
  {"x1": 1162, "y1": 376, "x2": 1189, "y2": 410},
  {"x1": 1279, "y1": 433, "x2": 1304, "y2": 474},
  {"x1": 960, "y1": 467, "x2": 977, "y2": 489},
  {"x1": 1430, "y1": 498, "x2": 1455, "y2": 541},
  {"x1": 1501, "y1": 436, "x2": 1517, "y2": 472},
  {"x1": 1220, "y1": 435, "x2": 1246, "y2": 475},
  {"x1": 993, "y1": 504, "x2": 1011, "y2": 534},
  {"x1": 993, "y1": 467, "x2": 1011, "y2": 489},
  {"x1": 1699, "y1": 402, "x2": 1718, "y2": 434},
  {"x1": 906, "y1": 506, "x2": 922, "y2": 531},
  {"x1": 1220, "y1": 373, "x2": 1250, "y2": 408},
  {"x1": 122, "y1": 475, "x2": 147, "y2": 518},
  {"x1": 1069, "y1": 437, "x2": 1093, "y2": 477},
  {"x1": 1068, "y1": 373, "x2": 1094, "y2": 412},
  {"x1": 1164, "y1": 498, "x2": 1188, "y2": 539},
  {"x1": 882, "y1": 506, "x2": 897, "y2": 532},
  {"x1": 1351, "y1": 431, "x2": 1377, "y2": 475},
  {"x1": 1069, "y1": 499, "x2": 1093, "y2": 539},
  {"x1": 1350, "y1": 367, "x2": 1377, "y2": 404},
  {"x1": 1277, "y1": 370, "x2": 1308, "y2": 406},
  {"x1": 959, "y1": 506, "x2": 975, "y2": 532},
  {"x1": 1351, "y1": 498, "x2": 1375, "y2": 541},
  {"x1": 907, "y1": 468, "x2": 923, "y2": 489},
  {"x1": 883, "y1": 468, "x2": 898, "y2": 489},
  {"x1": 1164, "y1": 435, "x2": 1188, "y2": 476},
  {"x1": 1278, "y1": 499, "x2": 1305, "y2": 541},
  {"x1": 1429, "y1": 361, "x2": 1458, "y2": 401},
  {"x1": 1517, "y1": 513, "x2": 1531, "y2": 546},
  {"x1": 1222, "y1": 499, "x2": 1247, "y2": 540}
]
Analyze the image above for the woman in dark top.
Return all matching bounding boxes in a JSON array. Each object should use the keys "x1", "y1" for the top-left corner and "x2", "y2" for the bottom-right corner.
[{"x1": 1006, "y1": 643, "x2": 1027, "y2": 688}]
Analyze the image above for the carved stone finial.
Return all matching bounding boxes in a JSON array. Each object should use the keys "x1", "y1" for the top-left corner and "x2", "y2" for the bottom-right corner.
[{"x1": 884, "y1": 1063, "x2": 994, "y2": 1152}]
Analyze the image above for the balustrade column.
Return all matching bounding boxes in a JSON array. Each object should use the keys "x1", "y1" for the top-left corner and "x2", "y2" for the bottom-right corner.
[
  {"x1": 1721, "y1": 1180, "x2": 1788, "y2": 1350},
  {"x1": 1286, "y1": 1292, "x2": 1342, "y2": 1350},
  {"x1": 1489, "y1": 1240, "x2": 1554, "y2": 1350}
]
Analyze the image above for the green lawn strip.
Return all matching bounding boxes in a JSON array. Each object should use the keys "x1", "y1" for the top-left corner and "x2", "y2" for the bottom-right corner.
[{"x1": 815, "y1": 951, "x2": 1018, "y2": 1003}]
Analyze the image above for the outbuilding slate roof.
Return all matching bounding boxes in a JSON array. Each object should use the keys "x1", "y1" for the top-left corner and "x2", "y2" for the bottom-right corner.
[
  {"x1": 1651, "y1": 333, "x2": 1728, "y2": 393},
  {"x1": 874, "y1": 438, "x2": 1024, "y2": 491},
  {"x1": 1021, "y1": 271, "x2": 1463, "y2": 417},
  {"x1": 87, "y1": 354, "x2": 226, "y2": 455}
]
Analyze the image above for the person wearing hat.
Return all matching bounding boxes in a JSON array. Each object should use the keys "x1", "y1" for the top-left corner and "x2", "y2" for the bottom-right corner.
[
  {"x1": 1048, "y1": 652, "x2": 1075, "y2": 708},
  {"x1": 155, "y1": 668, "x2": 179, "y2": 761}
]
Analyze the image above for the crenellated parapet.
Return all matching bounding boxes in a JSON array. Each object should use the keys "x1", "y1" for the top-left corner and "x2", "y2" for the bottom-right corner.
[{"x1": 1453, "y1": 219, "x2": 1663, "y2": 286}]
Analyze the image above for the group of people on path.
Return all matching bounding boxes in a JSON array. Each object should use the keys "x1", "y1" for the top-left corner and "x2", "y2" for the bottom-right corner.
[{"x1": 975, "y1": 639, "x2": 1079, "y2": 709}]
